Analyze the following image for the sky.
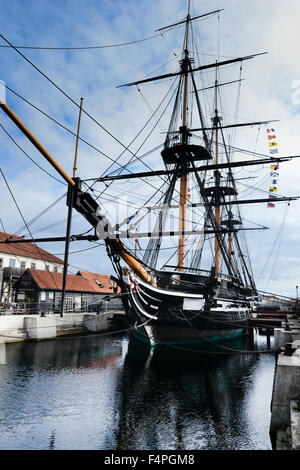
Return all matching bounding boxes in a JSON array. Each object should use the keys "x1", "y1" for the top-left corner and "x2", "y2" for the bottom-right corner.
[{"x1": 0, "y1": 0, "x2": 300, "y2": 298}]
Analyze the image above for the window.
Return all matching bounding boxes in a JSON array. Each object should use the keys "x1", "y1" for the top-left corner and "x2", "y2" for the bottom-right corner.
[
  {"x1": 9, "y1": 258, "x2": 15, "y2": 268},
  {"x1": 41, "y1": 292, "x2": 54, "y2": 301},
  {"x1": 20, "y1": 261, "x2": 26, "y2": 270},
  {"x1": 31, "y1": 262, "x2": 36, "y2": 269},
  {"x1": 53, "y1": 266, "x2": 58, "y2": 273},
  {"x1": 45, "y1": 265, "x2": 50, "y2": 271},
  {"x1": 95, "y1": 279, "x2": 104, "y2": 288},
  {"x1": 0, "y1": 258, "x2": 3, "y2": 269}
]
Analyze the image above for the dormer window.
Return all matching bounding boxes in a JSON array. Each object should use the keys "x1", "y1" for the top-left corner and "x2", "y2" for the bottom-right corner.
[{"x1": 95, "y1": 279, "x2": 103, "y2": 288}]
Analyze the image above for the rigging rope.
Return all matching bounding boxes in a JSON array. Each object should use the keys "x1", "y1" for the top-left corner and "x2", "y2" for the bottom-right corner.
[
  {"x1": 0, "y1": 34, "x2": 162, "y2": 50},
  {"x1": 0, "y1": 121, "x2": 67, "y2": 185},
  {"x1": 0, "y1": 169, "x2": 61, "y2": 291},
  {"x1": 6, "y1": 192, "x2": 67, "y2": 238},
  {"x1": 260, "y1": 203, "x2": 290, "y2": 290}
]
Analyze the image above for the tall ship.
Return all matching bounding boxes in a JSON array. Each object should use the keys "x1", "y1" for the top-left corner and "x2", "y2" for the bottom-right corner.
[{"x1": 0, "y1": 5, "x2": 298, "y2": 350}]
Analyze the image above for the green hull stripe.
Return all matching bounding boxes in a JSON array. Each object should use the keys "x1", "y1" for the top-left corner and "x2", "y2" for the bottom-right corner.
[{"x1": 132, "y1": 328, "x2": 244, "y2": 347}]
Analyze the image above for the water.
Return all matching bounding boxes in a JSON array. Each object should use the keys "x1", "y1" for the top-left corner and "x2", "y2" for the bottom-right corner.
[{"x1": 0, "y1": 332, "x2": 275, "y2": 450}]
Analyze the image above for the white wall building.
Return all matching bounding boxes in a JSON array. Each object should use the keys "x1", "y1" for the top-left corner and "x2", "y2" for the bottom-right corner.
[{"x1": 0, "y1": 231, "x2": 64, "y2": 304}]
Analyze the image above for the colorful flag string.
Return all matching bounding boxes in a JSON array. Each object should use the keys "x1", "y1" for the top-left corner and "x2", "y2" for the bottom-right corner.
[{"x1": 266, "y1": 128, "x2": 279, "y2": 207}]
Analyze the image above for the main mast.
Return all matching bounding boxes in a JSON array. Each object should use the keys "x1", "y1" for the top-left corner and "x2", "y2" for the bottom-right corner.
[
  {"x1": 178, "y1": 5, "x2": 191, "y2": 272},
  {"x1": 214, "y1": 70, "x2": 221, "y2": 274}
]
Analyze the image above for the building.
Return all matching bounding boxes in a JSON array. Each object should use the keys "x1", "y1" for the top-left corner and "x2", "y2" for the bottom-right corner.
[
  {"x1": 0, "y1": 231, "x2": 64, "y2": 305},
  {"x1": 14, "y1": 268, "x2": 122, "y2": 314}
]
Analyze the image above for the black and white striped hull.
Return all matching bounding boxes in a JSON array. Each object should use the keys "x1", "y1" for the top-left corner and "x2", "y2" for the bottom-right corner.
[{"x1": 127, "y1": 277, "x2": 252, "y2": 348}]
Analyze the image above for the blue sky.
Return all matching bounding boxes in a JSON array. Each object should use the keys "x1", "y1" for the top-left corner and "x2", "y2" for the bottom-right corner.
[{"x1": 0, "y1": 0, "x2": 300, "y2": 297}]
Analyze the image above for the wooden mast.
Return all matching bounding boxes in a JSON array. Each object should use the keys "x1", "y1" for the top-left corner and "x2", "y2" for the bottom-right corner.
[
  {"x1": 61, "y1": 97, "x2": 84, "y2": 317},
  {"x1": 214, "y1": 70, "x2": 221, "y2": 275},
  {"x1": 228, "y1": 189, "x2": 233, "y2": 273},
  {"x1": 178, "y1": 4, "x2": 191, "y2": 272},
  {"x1": 73, "y1": 97, "x2": 83, "y2": 178}
]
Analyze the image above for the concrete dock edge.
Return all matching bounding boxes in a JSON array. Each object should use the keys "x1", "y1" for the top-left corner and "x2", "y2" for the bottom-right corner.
[
  {"x1": 0, "y1": 311, "x2": 126, "y2": 343},
  {"x1": 270, "y1": 316, "x2": 300, "y2": 450}
]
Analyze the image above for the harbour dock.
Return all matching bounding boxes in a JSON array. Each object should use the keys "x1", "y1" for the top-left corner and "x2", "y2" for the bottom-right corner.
[
  {"x1": 265, "y1": 313, "x2": 300, "y2": 450},
  {"x1": 0, "y1": 310, "x2": 126, "y2": 345},
  {"x1": 250, "y1": 311, "x2": 288, "y2": 328},
  {"x1": 248, "y1": 307, "x2": 300, "y2": 450},
  {"x1": 250, "y1": 311, "x2": 289, "y2": 349}
]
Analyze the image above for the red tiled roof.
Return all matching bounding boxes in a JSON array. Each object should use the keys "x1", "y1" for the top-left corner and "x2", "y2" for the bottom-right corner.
[
  {"x1": 77, "y1": 270, "x2": 120, "y2": 293},
  {"x1": 27, "y1": 269, "x2": 117, "y2": 293},
  {"x1": 0, "y1": 232, "x2": 64, "y2": 265}
]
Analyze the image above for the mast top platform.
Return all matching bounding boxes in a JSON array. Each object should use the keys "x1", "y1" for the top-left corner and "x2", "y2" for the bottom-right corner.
[
  {"x1": 202, "y1": 185, "x2": 238, "y2": 198},
  {"x1": 161, "y1": 143, "x2": 212, "y2": 165}
]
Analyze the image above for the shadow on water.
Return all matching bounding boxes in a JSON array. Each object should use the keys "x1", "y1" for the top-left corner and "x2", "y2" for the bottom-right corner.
[
  {"x1": 116, "y1": 334, "x2": 272, "y2": 450},
  {"x1": 4, "y1": 334, "x2": 124, "y2": 370},
  {"x1": 126, "y1": 333, "x2": 257, "y2": 369}
]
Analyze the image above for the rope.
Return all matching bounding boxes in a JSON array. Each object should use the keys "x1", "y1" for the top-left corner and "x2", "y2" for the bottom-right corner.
[
  {"x1": 0, "y1": 34, "x2": 161, "y2": 50},
  {"x1": 0, "y1": 169, "x2": 61, "y2": 291},
  {"x1": 258, "y1": 203, "x2": 290, "y2": 286},
  {"x1": 0, "y1": 122, "x2": 67, "y2": 185}
]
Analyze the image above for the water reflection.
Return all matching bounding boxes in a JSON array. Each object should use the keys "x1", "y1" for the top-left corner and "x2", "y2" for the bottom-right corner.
[
  {"x1": 0, "y1": 332, "x2": 274, "y2": 450},
  {"x1": 5, "y1": 335, "x2": 123, "y2": 370},
  {"x1": 0, "y1": 335, "x2": 125, "y2": 450},
  {"x1": 116, "y1": 335, "x2": 273, "y2": 450}
]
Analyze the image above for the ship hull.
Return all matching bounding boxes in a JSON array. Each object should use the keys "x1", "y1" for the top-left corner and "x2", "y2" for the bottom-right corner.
[{"x1": 126, "y1": 277, "x2": 252, "y2": 350}]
